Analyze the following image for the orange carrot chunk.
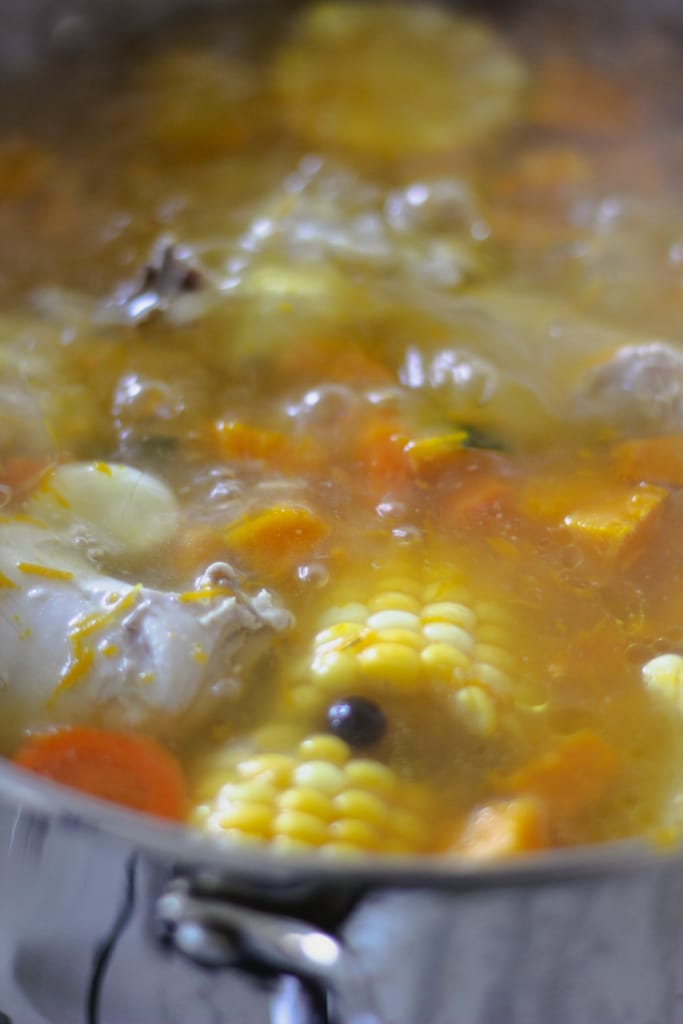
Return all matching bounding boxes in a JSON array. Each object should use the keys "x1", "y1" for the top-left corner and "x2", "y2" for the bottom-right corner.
[
  {"x1": 213, "y1": 420, "x2": 291, "y2": 464},
  {"x1": 225, "y1": 505, "x2": 330, "y2": 575},
  {"x1": 358, "y1": 419, "x2": 412, "y2": 493},
  {"x1": 13, "y1": 727, "x2": 186, "y2": 821},
  {"x1": 499, "y1": 729, "x2": 620, "y2": 820}
]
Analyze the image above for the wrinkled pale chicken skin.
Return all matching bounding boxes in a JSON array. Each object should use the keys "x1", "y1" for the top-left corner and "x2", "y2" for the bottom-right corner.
[{"x1": 0, "y1": 464, "x2": 292, "y2": 744}]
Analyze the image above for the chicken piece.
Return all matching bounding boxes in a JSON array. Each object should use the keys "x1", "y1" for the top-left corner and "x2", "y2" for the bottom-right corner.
[
  {"x1": 576, "y1": 342, "x2": 683, "y2": 435},
  {"x1": 0, "y1": 461, "x2": 293, "y2": 746},
  {"x1": 0, "y1": 523, "x2": 291, "y2": 744}
]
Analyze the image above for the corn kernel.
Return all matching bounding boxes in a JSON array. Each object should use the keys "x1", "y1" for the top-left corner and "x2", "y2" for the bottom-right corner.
[
  {"x1": 238, "y1": 754, "x2": 294, "y2": 787},
  {"x1": 215, "y1": 803, "x2": 273, "y2": 836},
  {"x1": 453, "y1": 685, "x2": 497, "y2": 737},
  {"x1": 345, "y1": 759, "x2": 396, "y2": 797},
  {"x1": 368, "y1": 592, "x2": 422, "y2": 614},
  {"x1": 215, "y1": 781, "x2": 277, "y2": 809},
  {"x1": 367, "y1": 609, "x2": 421, "y2": 633},
  {"x1": 315, "y1": 622, "x2": 367, "y2": 650},
  {"x1": 357, "y1": 642, "x2": 422, "y2": 687},
  {"x1": 372, "y1": 627, "x2": 424, "y2": 650},
  {"x1": 421, "y1": 601, "x2": 477, "y2": 631},
  {"x1": 299, "y1": 734, "x2": 351, "y2": 765},
  {"x1": 422, "y1": 621, "x2": 474, "y2": 653},
  {"x1": 293, "y1": 760, "x2": 347, "y2": 795},
  {"x1": 472, "y1": 662, "x2": 512, "y2": 693},
  {"x1": 328, "y1": 818, "x2": 380, "y2": 851},
  {"x1": 279, "y1": 787, "x2": 336, "y2": 821},
  {"x1": 420, "y1": 642, "x2": 470, "y2": 677},
  {"x1": 311, "y1": 650, "x2": 358, "y2": 689},
  {"x1": 273, "y1": 810, "x2": 330, "y2": 845},
  {"x1": 332, "y1": 789, "x2": 389, "y2": 827}
]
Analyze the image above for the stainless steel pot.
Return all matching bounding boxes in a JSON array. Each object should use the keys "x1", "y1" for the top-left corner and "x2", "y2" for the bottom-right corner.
[
  {"x1": 2, "y1": 2, "x2": 683, "y2": 1022},
  {"x1": 4, "y1": 763, "x2": 683, "y2": 1024}
]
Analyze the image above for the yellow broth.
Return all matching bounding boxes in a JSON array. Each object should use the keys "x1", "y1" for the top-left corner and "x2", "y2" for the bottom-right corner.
[{"x1": 0, "y1": 1, "x2": 683, "y2": 859}]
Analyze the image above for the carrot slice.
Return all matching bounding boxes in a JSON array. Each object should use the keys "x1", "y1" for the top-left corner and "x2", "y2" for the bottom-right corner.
[
  {"x1": 225, "y1": 505, "x2": 330, "y2": 575},
  {"x1": 13, "y1": 727, "x2": 186, "y2": 822}
]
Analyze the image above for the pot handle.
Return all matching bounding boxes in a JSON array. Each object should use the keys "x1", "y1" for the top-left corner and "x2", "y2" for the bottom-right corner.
[{"x1": 156, "y1": 878, "x2": 383, "y2": 1024}]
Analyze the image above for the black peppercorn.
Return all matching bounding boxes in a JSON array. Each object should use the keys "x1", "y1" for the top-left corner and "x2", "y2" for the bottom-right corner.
[{"x1": 326, "y1": 696, "x2": 386, "y2": 748}]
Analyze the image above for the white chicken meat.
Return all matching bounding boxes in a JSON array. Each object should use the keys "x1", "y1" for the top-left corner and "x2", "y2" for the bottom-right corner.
[{"x1": 0, "y1": 462, "x2": 293, "y2": 746}]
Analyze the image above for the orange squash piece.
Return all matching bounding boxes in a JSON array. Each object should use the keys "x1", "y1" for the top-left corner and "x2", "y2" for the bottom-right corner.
[
  {"x1": 500, "y1": 730, "x2": 620, "y2": 820},
  {"x1": 454, "y1": 797, "x2": 549, "y2": 860},
  {"x1": 562, "y1": 484, "x2": 667, "y2": 563},
  {"x1": 521, "y1": 469, "x2": 667, "y2": 563}
]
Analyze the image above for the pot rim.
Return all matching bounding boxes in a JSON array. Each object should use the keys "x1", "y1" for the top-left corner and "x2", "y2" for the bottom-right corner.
[{"x1": 0, "y1": 756, "x2": 677, "y2": 888}]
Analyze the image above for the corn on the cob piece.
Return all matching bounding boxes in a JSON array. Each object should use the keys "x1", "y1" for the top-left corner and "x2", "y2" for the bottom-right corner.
[
  {"x1": 294, "y1": 570, "x2": 520, "y2": 736},
  {"x1": 270, "y1": 3, "x2": 528, "y2": 159},
  {"x1": 191, "y1": 733, "x2": 437, "y2": 856}
]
